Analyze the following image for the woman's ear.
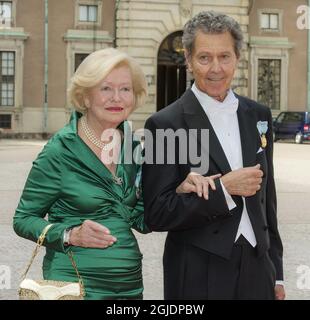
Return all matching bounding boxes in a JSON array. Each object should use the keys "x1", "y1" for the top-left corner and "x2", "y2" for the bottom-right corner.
[{"x1": 84, "y1": 96, "x2": 90, "y2": 109}]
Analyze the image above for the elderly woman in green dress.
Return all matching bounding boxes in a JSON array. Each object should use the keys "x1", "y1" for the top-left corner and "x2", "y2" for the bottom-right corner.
[
  {"x1": 13, "y1": 48, "x2": 149, "y2": 300},
  {"x1": 14, "y1": 47, "x2": 221, "y2": 300}
]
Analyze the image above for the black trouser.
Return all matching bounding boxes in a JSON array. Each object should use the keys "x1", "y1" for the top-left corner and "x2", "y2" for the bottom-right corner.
[{"x1": 164, "y1": 235, "x2": 276, "y2": 300}]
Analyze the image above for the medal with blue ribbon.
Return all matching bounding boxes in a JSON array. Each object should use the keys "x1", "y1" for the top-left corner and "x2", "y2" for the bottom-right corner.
[{"x1": 257, "y1": 121, "x2": 268, "y2": 148}]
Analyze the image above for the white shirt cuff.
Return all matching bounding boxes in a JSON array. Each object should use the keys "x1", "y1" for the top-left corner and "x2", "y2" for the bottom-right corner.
[
  {"x1": 220, "y1": 179, "x2": 237, "y2": 211},
  {"x1": 276, "y1": 280, "x2": 284, "y2": 286}
]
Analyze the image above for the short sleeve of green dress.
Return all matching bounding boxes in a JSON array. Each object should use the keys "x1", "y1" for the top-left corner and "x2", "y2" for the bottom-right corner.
[{"x1": 13, "y1": 112, "x2": 150, "y2": 300}]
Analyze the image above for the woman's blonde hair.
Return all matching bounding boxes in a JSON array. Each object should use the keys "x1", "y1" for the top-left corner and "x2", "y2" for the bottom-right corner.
[{"x1": 68, "y1": 48, "x2": 148, "y2": 113}]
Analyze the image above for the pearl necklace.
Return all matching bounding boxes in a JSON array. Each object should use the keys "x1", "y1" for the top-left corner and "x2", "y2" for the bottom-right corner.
[
  {"x1": 81, "y1": 115, "x2": 114, "y2": 150},
  {"x1": 80, "y1": 115, "x2": 123, "y2": 185}
]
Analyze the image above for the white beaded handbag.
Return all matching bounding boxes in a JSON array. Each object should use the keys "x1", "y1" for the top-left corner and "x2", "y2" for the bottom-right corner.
[{"x1": 19, "y1": 224, "x2": 85, "y2": 300}]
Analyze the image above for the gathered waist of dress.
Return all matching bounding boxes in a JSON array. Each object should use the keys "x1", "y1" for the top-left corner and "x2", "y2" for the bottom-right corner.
[{"x1": 49, "y1": 202, "x2": 134, "y2": 225}]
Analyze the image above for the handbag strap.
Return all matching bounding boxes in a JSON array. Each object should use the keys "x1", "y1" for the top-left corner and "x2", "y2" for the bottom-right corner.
[{"x1": 21, "y1": 224, "x2": 85, "y2": 296}]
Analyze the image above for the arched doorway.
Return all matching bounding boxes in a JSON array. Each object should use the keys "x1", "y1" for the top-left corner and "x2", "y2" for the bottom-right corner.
[{"x1": 157, "y1": 31, "x2": 187, "y2": 111}]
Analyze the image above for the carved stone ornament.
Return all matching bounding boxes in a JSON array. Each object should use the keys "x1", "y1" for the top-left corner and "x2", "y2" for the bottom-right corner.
[{"x1": 179, "y1": 0, "x2": 192, "y2": 18}]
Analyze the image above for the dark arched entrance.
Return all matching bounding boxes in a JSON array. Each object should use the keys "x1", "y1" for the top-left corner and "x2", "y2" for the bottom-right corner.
[{"x1": 157, "y1": 31, "x2": 187, "y2": 111}]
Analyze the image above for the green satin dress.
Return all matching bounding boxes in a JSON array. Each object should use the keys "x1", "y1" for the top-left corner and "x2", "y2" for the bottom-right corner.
[{"x1": 13, "y1": 112, "x2": 149, "y2": 300}]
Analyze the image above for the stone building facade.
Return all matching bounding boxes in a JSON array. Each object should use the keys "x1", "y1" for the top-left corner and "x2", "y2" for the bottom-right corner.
[
  {"x1": 0, "y1": 0, "x2": 115, "y2": 136},
  {"x1": 248, "y1": 0, "x2": 308, "y2": 115},
  {"x1": 0, "y1": 0, "x2": 308, "y2": 135}
]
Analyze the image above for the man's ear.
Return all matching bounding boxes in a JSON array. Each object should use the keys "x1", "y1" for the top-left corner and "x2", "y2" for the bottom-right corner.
[{"x1": 184, "y1": 49, "x2": 193, "y2": 72}]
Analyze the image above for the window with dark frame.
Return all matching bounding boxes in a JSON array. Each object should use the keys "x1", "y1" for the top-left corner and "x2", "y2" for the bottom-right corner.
[
  {"x1": 79, "y1": 4, "x2": 98, "y2": 22},
  {"x1": 0, "y1": 114, "x2": 11, "y2": 129},
  {"x1": 257, "y1": 59, "x2": 281, "y2": 110},
  {"x1": 0, "y1": 51, "x2": 15, "y2": 107},
  {"x1": 261, "y1": 13, "x2": 279, "y2": 30}
]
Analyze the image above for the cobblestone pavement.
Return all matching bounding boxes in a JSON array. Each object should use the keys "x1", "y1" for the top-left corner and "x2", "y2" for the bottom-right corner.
[{"x1": 0, "y1": 139, "x2": 309, "y2": 300}]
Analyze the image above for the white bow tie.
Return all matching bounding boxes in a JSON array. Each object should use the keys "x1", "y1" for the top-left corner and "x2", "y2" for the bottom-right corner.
[
  {"x1": 192, "y1": 84, "x2": 239, "y2": 116},
  {"x1": 206, "y1": 98, "x2": 239, "y2": 115}
]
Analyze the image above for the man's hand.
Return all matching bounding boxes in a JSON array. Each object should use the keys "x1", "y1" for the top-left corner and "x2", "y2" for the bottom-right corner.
[
  {"x1": 221, "y1": 164, "x2": 263, "y2": 197},
  {"x1": 176, "y1": 172, "x2": 222, "y2": 200},
  {"x1": 69, "y1": 220, "x2": 117, "y2": 248},
  {"x1": 275, "y1": 284, "x2": 285, "y2": 300}
]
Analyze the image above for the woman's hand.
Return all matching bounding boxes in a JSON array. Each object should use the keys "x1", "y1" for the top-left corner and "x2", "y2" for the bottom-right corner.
[
  {"x1": 69, "y1": 220, "x2": 117, "y2": 248},
  {"x1": 176, "y1": 172, "x2": 222, "y2": 200}
]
